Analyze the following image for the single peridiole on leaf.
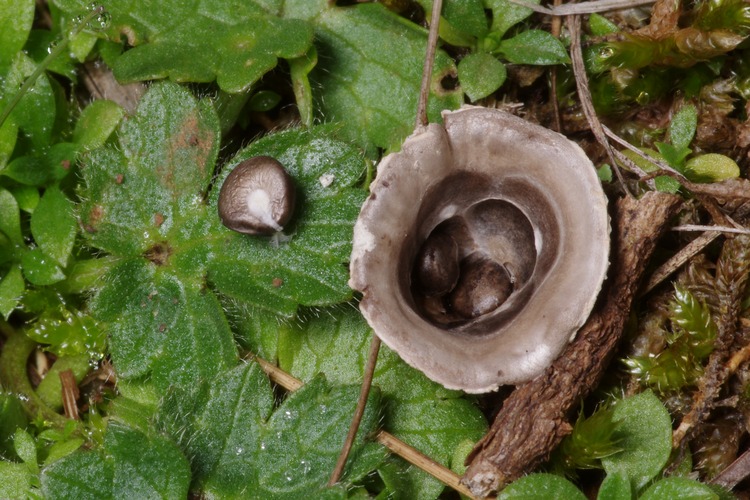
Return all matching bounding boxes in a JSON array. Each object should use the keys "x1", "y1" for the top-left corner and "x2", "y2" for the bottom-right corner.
[
  {"x1": 349, "y1": 106, "x2": 611, "y2": 393},
  {"x1": 218, "y1": 156, "x2": 296, "y2": 236}
]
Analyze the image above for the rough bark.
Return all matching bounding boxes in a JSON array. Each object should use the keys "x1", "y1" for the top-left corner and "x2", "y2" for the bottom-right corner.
[{"x1": 462, "y1": 192, "x2": 683, "y2": 497}]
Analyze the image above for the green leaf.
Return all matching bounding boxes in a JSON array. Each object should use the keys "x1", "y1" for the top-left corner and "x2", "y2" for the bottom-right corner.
[
  {"x1": 458, "y1": 52, "x2": 507, "y2": 101},
  {"x1": 601, "y1": 390, "x2": 672, "y2": 492},
  {"x1": 669, "y1": 104, "x2": 698, "y2": 151},
  {"x1": 497, "y1": 29, "x2": 571, "y2": 65},
  {"x1": 13, "y1": 428, "x2": 37, "y2": 472},
  {"x1": 248, "y1": 90, "x2": 281, "y2": 112},
  {"x1": 24, "y1": 30, "x2": 77, "y2": 81},
  {"x1": 0, "y1": 392, "x2": 27, "y2": 458},
  {"x1": 1, "y1": 52, "x2": 55, "y2": 151},
  {"x1": 40, "y1": 423, "x2": 191, "y2": 500},
  {"x1": 205, "y1": 126, "x2": 368, "y2": 316},
  {"x1": 91, "y1": 258, "x2": 238, "y2": 390},
  {"x1": 79, "y1": 81, "x2": 220, "y2": 255},
  {"x1": 51, "y1": 0, "x2": 314, "y2": 93},
  {"x1": 417, "y1": 0, "x2": 489, "y2": 39},
  {"x1": 589, "y1": 13, "x2": 619, "y2": 36},
  {"x1": 9, "y1": 184, "x2": 39, "y2": 213},
  {"x1": 0, "y1": 119, "x2": 17, "y2": 168},
  {"x1": 2, "y1": 142, "x2": 78, "y2": 186},
  {"x1": 639, "y1": 477, "x2": 719, "y2": 500},
  {"x1": 443, "y1": 0, "x2": 489, "y2": 38},
  {"x1": 619, "y1": 148, "x2": 681, "y2": 193},
  {"x1": 498, "y1": 473, "x2": 586, "y2": 499},
  {"x1": 73, "y1": 99, "x2": 125, "y2": 150},
  {"x1": 655, "y1": 141, "x2": 691, "y2": 170},
  {"x1": 0, "y1": 265, "x2": 24, "y2": 319},
  {"x1": 44, "y1": 437, "x2": 85, "y2": 465},
  {"x1": 295, "y1": 3, "x2": 463, "y2": 152},
  {"x1": 597, "y1": 472, "x2": 631, "y2": 500},
  {"x1": 0, "y1": 187, "x2": 22, "y2": 245},
  {"x1": 289, "y1": 46, "x2": 317, "y2": 129},
  {"x1": 23, "y1": 289, "x2": 105, "y2": 357},
  {"x1": 21, "y1": 247, "x2": 66, "y2": 286},
  {"x1": 0, "y1": 461, "x2": 32, "y2": 498},
  {"x1": 275, "y1": 306, "x2": 487, "y2": 498},
  {"x1": 0, "y1": 0, "x2": 34, "y2": 72},
  {"x1": 30, "y1": 185, "x2": 76, "y2": 267},
  {"x1": 160, "y1": 362, "x2": 381, "y2": 498},
  {"x1": 484, "y1": 0, "x2": 540, "y2": 37},
  {"x1": 684, "y1": 153, "x2": 740, "y2": 182}
]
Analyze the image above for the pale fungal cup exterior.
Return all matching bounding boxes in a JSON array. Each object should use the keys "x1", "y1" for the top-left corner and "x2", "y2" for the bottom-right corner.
[{"x1": 349, "y1": 106, "x2": 610, "y2": 393}]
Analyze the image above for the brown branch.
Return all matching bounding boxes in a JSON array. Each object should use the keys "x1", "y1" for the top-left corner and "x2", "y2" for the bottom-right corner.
[
  {"x1": 60, "y1": 369, "x2": 80, "y2": 420},
  {"x1": 461, "y1": 192, "x2": 683, "y2": 497}
]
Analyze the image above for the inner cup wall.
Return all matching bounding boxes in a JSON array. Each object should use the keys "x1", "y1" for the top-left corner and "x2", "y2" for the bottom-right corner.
[{"x1": 398, "y1": 172, "x2": 561, "y2": 337}]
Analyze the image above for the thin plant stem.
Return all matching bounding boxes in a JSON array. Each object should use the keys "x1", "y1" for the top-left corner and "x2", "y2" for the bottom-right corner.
[
  {"x1": 0, "y1": 6, "x2": 104, "y2": 129},
  {"x1": 415, "y1": 0, "x2": 443, "y2": 128},
  {"x1": 328, "y1": 334, "x2": 381, "y2": 486}
]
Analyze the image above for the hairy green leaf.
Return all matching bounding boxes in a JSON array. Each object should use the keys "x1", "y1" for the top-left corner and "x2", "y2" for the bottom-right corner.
[
  {"x1": 458, "y1": 52, "x2": 507, "y2": 101},
  {"x1": 274, "y1": 306, "x2": 487, "y2": 498},
  {"x1": 53, "y1": 0, "x2": 314, "y2": 93},
  {"x1": 289, "y1": 2, "x2": 463, "y2": 152},
  {"x1": 0, "y1": 461, "x2": 32, "y2": 498},
  {"x1": 639, "y1": 477, "x2": 719, "y2": 500},
  {"x1": 669, "y1": 104, "x2": 698, "y2": 151},
  {"x1": 0, "y1": 0, "x2": 34, "y2": 73},
  {"x1": 13, "y1": 428, "x2": 37, "y2": 471},
  {"x1": 30, "y1": 185, "x2": 76, "y2": 267},
  {"x1": 597, "y1": 472, "x2": 632, "y2": 500},
  {"x1": 159, "y1": 362, "x2": 382, "y2": 498},
  {"x1": 40, "y1": 423, "x2": 190, "y2": 500},
  {"x1": 484, "y1": 0, "x2": 539, "y2": 37},
  {"x1": 497, "y1": 29, "x2": 570, "y2": 65},
  {"x1": 499, "y1": 473, "x2": 586, "y2": 499},
  {"x1": 81, "y1": 82, "x2": 366, "y2": 391},
  {"x1": 73, "y1": 99, "x2": 124, "y2": 150},
  {"x1": 685, "y1": 153, "x2": 740, "y2": 182},
  {"x1": 601, "y1": 390, "x2": 672, "y2": 492}
]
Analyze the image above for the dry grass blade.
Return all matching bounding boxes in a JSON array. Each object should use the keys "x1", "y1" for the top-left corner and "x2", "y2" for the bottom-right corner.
[
  {"x1": 60, "y1": 369, "x2": 80, "y2": 420},
  {"x1": 642, "y1": 231, "x2": 720, "y2": 295},
  {"x1": 508, "y1": 0, "x2": 655, "y2": 15}
]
